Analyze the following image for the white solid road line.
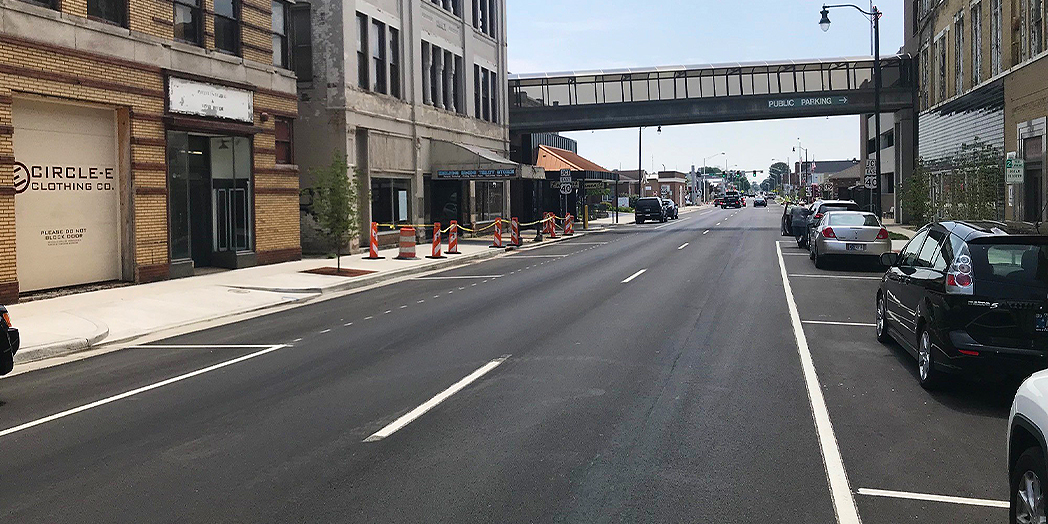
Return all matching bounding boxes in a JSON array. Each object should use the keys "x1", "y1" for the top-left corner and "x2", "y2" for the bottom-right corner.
[
  {"x1": 508, "y1": 255, "x2": 568, "y2": 258},
  {"x1": 802, "y1": 320, "x2": 877, "y2": 327},
  {"x1": 703, "y1": 230, "x2": 710, "y2": 235},
  {"x1": 775, "y1": 242, "x2": 861, "y2": 524},
  {"x1": 364, "y1": 356, "x2": 510, "y2": 442},
  {"x1": 622, "y1": 269, "x2": 647, "y2": 283},
  {"x1": 415, "y1": 275, "x2": 503, "y2": 280},
  {"x1": 677, "y1": 243, "x2": 689, "y2": 250},
  {"x1": 857, "y1": 488, "x2": 1008, "y2": 509},
  {"x1": 654, "y1": 217, "x2": 687, "y2": 229},
  {"x1": 789, "y1": 274, "x2": 882, "y2": 280},
  {"x1": 130, "y1": 344, "x2": 276, "y2": 349},
  {"x1": 0, "y1": 344, "x2": 290, "y2": 439}
]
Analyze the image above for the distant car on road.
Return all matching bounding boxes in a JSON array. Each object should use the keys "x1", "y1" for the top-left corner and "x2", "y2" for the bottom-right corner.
[
  {"x1": 809, "y1": 211, "x2": 891, "y2": 268},
  {"x1": 1, "y1": 305, "x2": 19, "y2": 376},
  {"x1": 1009, "y1": 370, "x2": 1048, "y2": 523},
  {"x1": 713, "y1": 197, "x2": 723, "y2": 207},
  {"x1": 876, "y1": 221, "x2": 1048, "y2": 389},
  {"x1": 721, "y1": 191, "x2": 742, "y2": 209},
  {"x1": 766, "y1": 194, "x2": 777, "y2": 201},
  {"x1": 753, "y1": 196, "x2": 767, "y2": 207},
  {"x1": 635, "y1": 197, "x2": 667, "y2": 223},
  {"x1": 661, "y1": 198, "x2": 679, "y2": 219}
]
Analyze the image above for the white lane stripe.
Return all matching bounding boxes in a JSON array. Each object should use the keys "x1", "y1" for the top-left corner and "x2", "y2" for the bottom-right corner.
[
  {"x1": 508, "y1": 255, "x2": 568, "y2": 258},
  {"x1": 416, "y1": 275, "x2": 504, "y2": 280},
  {"x1": 364, "y1": 356, "x2": 510, "y2": 442},
  {"x1": 802, "y1": 320, "x2": 877, "y2": 327},
  {"x1": 364, "y1": 316, "x2": 374, "y2": 320},
  {"x1": 776, "y1": 242, "x2": 861, "y2": 524},
  {"x1": 677, "y1": 243, "x2": 689, "y2": 250},
  {"x1": 856, "y1": 488, "x2": 1008, "y2": 509},
  {"x1": 127, "y1": 344, "x2": 275, "y2": 349},
  {"x1": 344, "y1": 322, "x2": 353, "y2": 326},
  {"x1": 0, "y1": 344, "x2": 289, "y2": 439},
  {"x1": 621, "y1": 269, "x2": 647, "y2": 283},
  {"x1": 703, "y1": 230, "x2": 710, "y2": 235},
  {"x1": 654, "y1": 217, "x2": 688, "y2": 229},
  {"x1": 319, "y1": 329, "x2": 332, "y2": 334},
  {"x1": 782, "y1": 253, "x2": 811, "y2": 256},
  {"x1": 789, "y1": 274, "x2": 882, "y2": 280},
  {"x1": 716, "y1": 222, "x2": 722, "y2": 226}
]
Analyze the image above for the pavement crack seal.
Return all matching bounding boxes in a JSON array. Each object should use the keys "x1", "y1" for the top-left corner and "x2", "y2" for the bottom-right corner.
[
  {"x1": 364, "y1": 355, "x2": 510, "y2": 442},
  {"x1": 775, "y1": 241, "x2": 861, "y2": 524}
]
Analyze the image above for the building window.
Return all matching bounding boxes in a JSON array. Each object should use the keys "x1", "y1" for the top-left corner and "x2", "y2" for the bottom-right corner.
[
  {"x1": 920, "y1": 45, "x2": 930, "y2": 108},
  {"x1": 290, "y1": 4, "x2": 313, "y2": 82},
  {"x1": 213, "y1": 0, "x2": 240, "y2": 55},
  {"x1": 371, "y1": 19, "x2": 387, "y2": 94},
  {"x1": 357, "y1": 13, "x2": 368, "y2": 90},
  {"x1": 881, "y1": 173, "x2": 895, "y2": 194},
  {"x1": 389, "y1": 28, "x2": 401, "y2": 98},
  {"x1": 472, "y1": 0, "x2": 496, "y2": 38},
  {"x1": 275, "y1": 118, "x2": 293, "y2": 164},
  {"x1": 473, "y1": 64, "x2": 497, "y2": 123},
  {"x1": 991, "y1": 0, "x2": 1003, "y2": 74},
  {"x1": 972, "y1": 2, "x2": 983, "y2": 85},
  {"x1": 429, "y1": 0, "x2": 461, "y2": 17},
  {"x1": 882, "y1": 130, "x2": 895, "y2": 148},
  {"x1": 422, "y1": 40, "x2": 462, "y2": 112},
  {"x1": 89, "y1": 0, "x2": 126, "y2": 26},
  {"x1": 1032, "y1": 0, "x2": 1044, "y2": 55},
  {"x1": 937, "y1": 36, "x2": 947, "y2": 102},
  {"x1": 475, "y1": 181, "x2": 504, "y2": 221},
  {"x1": 272, "y1": 0, "x2": 289, "y2": 68},
  {"x1": 371, "y1": 178, "x2": 411, "y2": 225},
  {"x1": 174, "y1": 0, "x2": 203, "y2": 45},
  {"x1": 954, "y1": 12, "x2": 964, "y2": 95}
]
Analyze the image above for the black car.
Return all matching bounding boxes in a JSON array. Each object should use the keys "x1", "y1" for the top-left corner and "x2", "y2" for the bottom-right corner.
[
  {"x1": 661, "y1": 198, "x2": 679, "y2": 219},
  {"x1": 753, "y1": 196, "x2": 767, "y2": 207},
  {"x1": 635, "y1": 197, "x2": 667, "y2": 223},
  {"x1": 876, "y1": 221, "x2": 1048, "y2": 388},
  {"x1": 721, "y1": 191, "x2": 742, "y2": 209},
  {"x1": 1, "y1": 305, "x2": 19, "y2": 376}
]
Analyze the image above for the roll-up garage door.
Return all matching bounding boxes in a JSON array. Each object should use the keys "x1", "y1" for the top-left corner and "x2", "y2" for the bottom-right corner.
[{"x1": 13, "y1": 98, "x2": 122, "y2": 292}]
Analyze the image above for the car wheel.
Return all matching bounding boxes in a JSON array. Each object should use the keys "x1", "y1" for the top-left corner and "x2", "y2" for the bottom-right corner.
[
  {"x1": 876, "y1": 294, "x2": 891, "y2": 343},
  {"x1": 637, "y1": 218, "x2": 644, "y2": 224},
  {"x1": 917, "y1": 328, "x2": 942, "y2": 389},
  {"x1": 1012, "y1": 447, "x2": 1047, "y2": 524},
  {"x1": 814, "y1": 250, "x2": 826, "y2": 269}
]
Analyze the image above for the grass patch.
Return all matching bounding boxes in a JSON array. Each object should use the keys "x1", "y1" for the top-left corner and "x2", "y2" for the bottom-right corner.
[{"x1": 888, "y1": 232, "x2": 910, "y2": 241}]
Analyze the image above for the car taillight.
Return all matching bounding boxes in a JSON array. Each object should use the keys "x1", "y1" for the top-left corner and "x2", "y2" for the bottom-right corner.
[
  {"x1": 876, "y1": 228, "x2": 889, "y2": 239},
  {"x1": 946, "y1": 243, "x2": 974, "y2": 295},
  {"x1": 814, "y1": 213, "x2": 823, "y2": 220},
  {"x1": 822, "y1": 227, "x2": 836, "y2": 239},
  {"x1": 1, "y1": 311, "x2": 10, "y2": 328}
]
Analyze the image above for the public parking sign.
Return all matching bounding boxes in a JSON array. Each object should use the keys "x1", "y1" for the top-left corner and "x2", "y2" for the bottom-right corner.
[{"x1": 1006, "y1": 158, "x2": 1026, "y2": 184}]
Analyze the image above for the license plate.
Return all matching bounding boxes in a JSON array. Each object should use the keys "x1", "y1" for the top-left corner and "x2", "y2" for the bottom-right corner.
[
  {"x1": 846, "y1": 244, "x2": 866, "y2": 251},
  {"x1": 1037, "y1": 314, "x2": 1048, "y2": 332}
]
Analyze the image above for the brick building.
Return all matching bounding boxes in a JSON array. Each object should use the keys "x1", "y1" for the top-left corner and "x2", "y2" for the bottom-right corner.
[{"x1": 0, "y1": 0, "x2": 300, "y2": 302}]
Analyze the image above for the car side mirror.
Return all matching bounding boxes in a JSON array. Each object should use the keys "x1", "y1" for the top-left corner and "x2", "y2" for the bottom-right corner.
[{"x1": 880, "y1": 252, "x2": 899, "y2": 267}]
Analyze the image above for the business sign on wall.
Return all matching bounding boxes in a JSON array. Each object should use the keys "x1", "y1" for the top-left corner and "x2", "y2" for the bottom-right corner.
[
  {"x1": 168, "y1": 77, "x2": 253, "y2": 123},
  {"x1": 13, "y1": 98, "x2": 122, "y2": 292}
]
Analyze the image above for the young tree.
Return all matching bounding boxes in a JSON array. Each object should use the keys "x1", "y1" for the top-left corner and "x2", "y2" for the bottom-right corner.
[{"x1": 311, "y1": 153, "x2": 360, "y2": 271}]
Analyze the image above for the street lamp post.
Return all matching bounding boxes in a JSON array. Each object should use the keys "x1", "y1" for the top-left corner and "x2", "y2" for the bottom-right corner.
[
  {"x1": 700, "y1": 151, "x2": 725, "y2": 204},
  {"x1": 637, "y1": 126, "x2": 662, "y2": 198},
  {"x1": 821, "y1": 3, "x2": 882, "y2": 217}
]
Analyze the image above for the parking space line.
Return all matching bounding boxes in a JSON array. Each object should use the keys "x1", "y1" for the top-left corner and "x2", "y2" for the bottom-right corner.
[
  {"x1": 0, "y1": 344, "x2": 289, "y2": 439},
  {"x1": 364, "y1": 355, "x2": 510, "y2": 442},
  {"x1": 415, "y1": 275, "x2": 503, "y2": 280},
  {"x1": 788, "y1": 274, "x2": 882, "y2": 280},
  {"x1": 782, "y1": 253, "x2": 810, "y2": 256},
  {"x1": 856, "y1": 488, "x2": 1008, "y2": 509},
  {"x1": 802, "y1": 320, "x2": 877, "y2": 327},
  {"x1": 508, "y1": 255, "x2": 568, "y2": 258},
  {"x1": 703, "y1": 230, "x2": 710, "y2": 235},
  {"x1": 621, "y1": 269, "x2": 647, "y2": 283},
  {"x1": 776, "y1": 242, "x2": 861, "y2": 524}
]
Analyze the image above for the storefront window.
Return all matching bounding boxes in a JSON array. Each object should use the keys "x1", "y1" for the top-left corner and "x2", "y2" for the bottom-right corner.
[
  {"x1": 371, "y1": 178, "x2": 411, "y2": 225},
  {"x1": 476, "y1": 181, "x2": 504, "y2": 221}
]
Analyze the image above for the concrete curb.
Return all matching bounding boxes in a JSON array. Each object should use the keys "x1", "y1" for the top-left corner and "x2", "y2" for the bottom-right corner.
[{"x1": 12, "y1": 231, "x2": 586, "y2": 364}]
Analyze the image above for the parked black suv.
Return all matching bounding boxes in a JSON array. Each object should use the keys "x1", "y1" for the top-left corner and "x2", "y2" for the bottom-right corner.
[
  {"x1": 876, "y1": 221, "x2": 1048, "y2": 388},
  {"x1": 721, "y1": 191, "x2": 742, "y2": 209},
  {"x1": 1, "y1": 305, "x2": 19, "y2": 376},
  {"x1": 635, "y1": 197, "x2": 667, "y2": 223}
]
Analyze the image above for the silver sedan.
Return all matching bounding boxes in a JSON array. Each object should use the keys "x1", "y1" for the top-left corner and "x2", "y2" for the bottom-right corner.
[{"x1": 810, "y1": 211, "x2": 892, "y2": 268}]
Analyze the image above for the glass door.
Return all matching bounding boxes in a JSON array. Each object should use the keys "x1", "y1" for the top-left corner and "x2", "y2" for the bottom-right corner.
[{"x1": 209, "y1": 136, "x2": 252, "y2": 254}]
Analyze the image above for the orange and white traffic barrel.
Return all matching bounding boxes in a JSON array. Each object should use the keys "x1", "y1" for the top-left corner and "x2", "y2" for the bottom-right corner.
[
  {"x1": 491, "y1": 218, "x2": 503, "y2": 248},
  {"x1": 565, "y1": 214, "x2": 575, "y2": 235},
  {"x1": 448, "y1": 220, "x2": 460, "y2": 254},
  {"x1": 427, "y1": 223, "x2": 445, "y2": 259},
  {"x1": 396, "y1": 227, "x2": 417, "y2": 259},
  {"x1": 365, "y1": 222, "x2": 383, "y2": 259},
  {"x1": 548, "y1": 214, "x2": 557, "y2": 238},
  {"x1": 511, "y1": 217, "x2": 522, "y2": 246}
]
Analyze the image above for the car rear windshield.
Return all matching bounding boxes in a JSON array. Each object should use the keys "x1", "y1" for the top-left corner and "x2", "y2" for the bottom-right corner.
[
  {"x1": 970, "y1": 243, "x2": 1048, "y2": 285},
  {"x1": 637, "y1": 198, "x2": 661, "y2": 208},
  {"x1": 819, "y1": 203, "x2": 860, "y2": 213},
  {"x1": 828, "y1": 214, "x2": 879, "y2": 226}
]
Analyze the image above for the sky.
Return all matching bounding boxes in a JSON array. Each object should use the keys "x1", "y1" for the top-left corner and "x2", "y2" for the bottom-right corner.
[{"x1": 506, "y1": 0, "x2": 904, "y2": 178}]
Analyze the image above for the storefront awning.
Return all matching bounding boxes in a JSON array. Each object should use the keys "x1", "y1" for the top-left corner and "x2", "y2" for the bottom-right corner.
[{"x1": 431, "y1": 141, "x2": 544, "y2": 180}]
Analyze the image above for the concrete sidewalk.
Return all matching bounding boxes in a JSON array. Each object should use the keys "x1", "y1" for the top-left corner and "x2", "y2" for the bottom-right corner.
[{"x1": 9, "y1": 230, "x2": 586, "y2": 364}]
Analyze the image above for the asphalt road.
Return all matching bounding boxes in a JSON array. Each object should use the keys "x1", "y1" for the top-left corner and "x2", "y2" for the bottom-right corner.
[{"x1": 0, "y1": 204, "x2": 1012, "y2": 523}]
